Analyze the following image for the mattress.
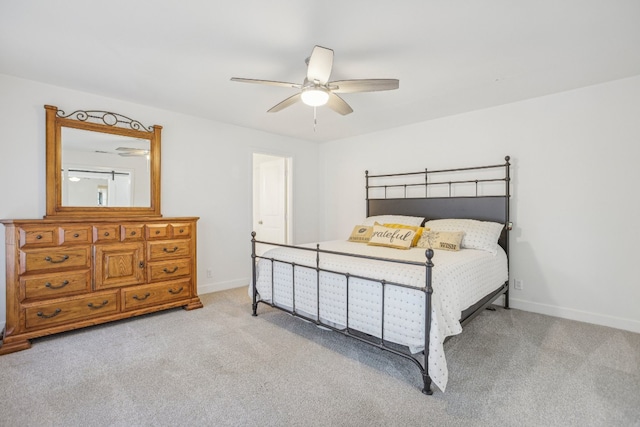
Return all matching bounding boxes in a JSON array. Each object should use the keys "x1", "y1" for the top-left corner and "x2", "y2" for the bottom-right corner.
[{"x1": 253, "y1": 240, "x2": 508, "y2": 391}]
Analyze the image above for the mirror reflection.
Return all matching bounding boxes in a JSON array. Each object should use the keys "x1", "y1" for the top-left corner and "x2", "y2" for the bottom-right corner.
[{"x1": 61, "y1": 127, "x2": 151, "y2": 207}]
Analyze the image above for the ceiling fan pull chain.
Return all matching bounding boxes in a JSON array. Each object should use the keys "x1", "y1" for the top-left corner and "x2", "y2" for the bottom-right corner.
[{"x1": 314, "y1": 106, "x2": 317, "y2": 132}]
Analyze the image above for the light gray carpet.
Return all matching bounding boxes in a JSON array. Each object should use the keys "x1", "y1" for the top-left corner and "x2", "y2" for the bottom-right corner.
[{"x1": 1, "y1": 287, "x2": 639, "y2": 426}]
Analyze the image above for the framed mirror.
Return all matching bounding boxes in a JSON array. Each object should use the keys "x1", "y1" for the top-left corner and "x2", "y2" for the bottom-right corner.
[{"x1": 45, "y1": 105, "x2": 162, "y2": 218}]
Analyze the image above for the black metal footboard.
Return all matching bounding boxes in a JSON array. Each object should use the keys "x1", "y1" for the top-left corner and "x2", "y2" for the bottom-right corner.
[{"x1": 251, "y1": 233, "x2": 437, "y2": 395}]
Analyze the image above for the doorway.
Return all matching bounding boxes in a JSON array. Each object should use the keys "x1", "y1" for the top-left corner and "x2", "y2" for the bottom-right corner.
[{"x1": 252, "y1": 153, "x2": 292, "y2": 245}]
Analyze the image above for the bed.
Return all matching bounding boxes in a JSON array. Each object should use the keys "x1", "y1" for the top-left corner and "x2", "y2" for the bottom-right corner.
[{"x1": 250, "y1": 156, "x2": 512, "y2": 394}]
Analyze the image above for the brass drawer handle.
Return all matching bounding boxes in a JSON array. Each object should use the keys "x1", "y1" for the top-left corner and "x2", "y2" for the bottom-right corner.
[
  {"x1": 44, "y1": 255, "x2": 69, "y2": 264},
  {"x1": 45, "y1": 280, "x2": 69, "y2": 290},
  {"x1": 104, "y1": 232, "x2": 110, "y2": 236},
  {"x1": 139, "y1": 261, "x2": 145, "y2": 268},
  {"x1": 179, "y1": 229, "x2": 185, "y2": 234},
  {"x1": 133, "y1": 293, "x2": 151, "y2": 301},
  {"x1": 155, "y1": 230, "x2": 161, "y2": 235},
  {"x1": 73, "y1": 233, "x2": 80, "y2": 238},
  {"x1": 168, "y1": 287, "x2": 184, "y2": 295},
  {"x1": 163, "y1": 246, "x2": 179, "y2": 253},
  {"x1": 131, "y1": 231, "x2": 137, "y2": 236},
  {"x1": 37, "y1": 308, "x2": 61, "y2": 319},
  {"x1": 163, "y1": 267, "x2": 179, "y2": 274},
  {"x1": 87, "y1": 300, "x2": 109, "y2": 309},
  {"x1": 36, "y1": 234, "x2": 43, "y2": 240}
]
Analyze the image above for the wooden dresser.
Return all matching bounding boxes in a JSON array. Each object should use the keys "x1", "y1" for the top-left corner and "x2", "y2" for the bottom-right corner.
[{"x1": 0, "y1": 216, "x2": 203, "y2": 355}]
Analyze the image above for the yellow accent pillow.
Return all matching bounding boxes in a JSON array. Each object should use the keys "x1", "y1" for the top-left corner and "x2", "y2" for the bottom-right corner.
[
  {"x1": 416, "y1": 230, "x2": 465, "y2": 251},
  {"x1": 367, "y1": 225, "x2": 416, "y2": 249},
  {"x1": 348, "y1": 225, "x2": 373, "y2": 243},
  {"x1": 382, "y1": 223, "x2": 429, "y2": 247}
]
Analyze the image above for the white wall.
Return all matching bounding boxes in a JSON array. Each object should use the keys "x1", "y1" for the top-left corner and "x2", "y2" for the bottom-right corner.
[
  {"x1": 319, "y1": 75, "x2": 640, "y2": 333},
  {"x1": 0, "y1": 74, "x2": 320, "y2": 327},
  {"x1": 2, "y1": 72, "x2": 639, "y2": 335}
]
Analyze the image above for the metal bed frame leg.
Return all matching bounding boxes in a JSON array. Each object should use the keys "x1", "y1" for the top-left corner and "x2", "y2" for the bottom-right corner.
[
  {"x1": 422, "y1": 373, "x2": 433, "y2": 395},
  {"x1": 251, "y1": 231, "x2": 258, "y2": 317},
  {"x1": 422, "y1": 249, "x2": 434, "y2": 395}
]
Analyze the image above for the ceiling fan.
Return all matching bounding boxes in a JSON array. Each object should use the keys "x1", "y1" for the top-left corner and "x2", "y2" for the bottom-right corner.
[{"x1": 231, "y1": 45, "x2": 399, "y2": 116}]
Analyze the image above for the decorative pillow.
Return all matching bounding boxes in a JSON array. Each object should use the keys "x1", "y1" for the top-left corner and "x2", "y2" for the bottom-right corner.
[
  {"x1": 361, "y1": 215, "x2": 424, "y2": 227},
  {"x1": 416, "y1": 230, "x2": 465, "y2": 251},
  {"x1": 424, "y1": 219, "x2": 504, "y2": 254},
  {"x1": 348, "y1": 225, "x2": 373, "y2": 243},
  {"x1": 367, "y1": 224, "x2": 416, "y2": 249},
  {"x1": 382, "y1": 223, "x2": 428, "y2": 247}
]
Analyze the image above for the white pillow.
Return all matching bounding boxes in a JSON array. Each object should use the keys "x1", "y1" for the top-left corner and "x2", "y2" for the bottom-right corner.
[
  {"x1": 423, "y1": 219, "x2": 504, "y2": 254},
  {"x1": 361, "y1": 215, "x2": 424, "y2": 227}
]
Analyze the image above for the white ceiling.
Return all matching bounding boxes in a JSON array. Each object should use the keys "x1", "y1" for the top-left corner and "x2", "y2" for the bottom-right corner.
[{"x1": 2, "y1": 1, "x2": 640, "y2": 142}]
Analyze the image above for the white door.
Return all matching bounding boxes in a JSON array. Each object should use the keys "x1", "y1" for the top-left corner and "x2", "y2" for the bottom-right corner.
[
  {"x1": 253, "y1": 154, "x2": 289, "y2": 244},
  {"x1": 109, "y1": 173, "x2": 132, "y2": 207}
]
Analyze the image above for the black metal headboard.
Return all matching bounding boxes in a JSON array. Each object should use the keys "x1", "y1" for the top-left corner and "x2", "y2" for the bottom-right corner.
[{"x1": 366, "y1": 156, "x2": 512, "y2": 254}]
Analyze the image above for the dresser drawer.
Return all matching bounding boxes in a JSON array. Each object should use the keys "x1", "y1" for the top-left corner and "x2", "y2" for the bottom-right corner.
[
  {"x1": 60, "y1": 225, "x2": 93, "y2": 245},
  {"x1": 121, "y1": 224, "x2": 145, "y2": 242},
  {"x1": 94, "y1": 225, "x2": 120, "y2": 243},
  {"x1": 170, "y1": 223, "x2": 192, "y2": 238},
  {"x1": 24, "y1": 291, "x2": 119, "y2": 330},
  {"x1": 19, "y1": 226, "x2": 58, "y2": 247},
  {"x1": 147, "y1": 239, "x2": 191, "y2": 261},
  {"x1": 20, "y1": 246, "x2": 91, "y2": 274},
  {"x1": 21, "y1": 270, "x2": 91, "y2": 300},
  {"x1": 147, "y1": 258, "x2": 191, "y2": 282},
  {"x1": 122, "y1": 279, "x2": 191, "y2": 311},
  {"x1": 146, "y1": 223, "x2": 170, "y2": 240}
]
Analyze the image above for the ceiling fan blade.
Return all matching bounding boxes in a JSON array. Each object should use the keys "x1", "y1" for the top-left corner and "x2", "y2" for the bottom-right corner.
[
  {"x1": 329, "y1": 79, "x2": 399, "y2": 93},
  {"x1": 116, "y1": 147, "x2": 148, "y2": 155},
  {"x1": 267, "y1": 93, "x2": 302, "y2": 113},
  {"x1": 306, "y1": 46, "x2": 333, "y2": 85},
  {"x1": 230, "y1": 77, "x2": 301, "y2": 89},
  {"x1": 326, "y1": 92, "x2": 353, "y2": 115}
]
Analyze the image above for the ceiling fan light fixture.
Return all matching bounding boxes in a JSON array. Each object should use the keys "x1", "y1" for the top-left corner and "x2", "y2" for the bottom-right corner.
[{"x1": 301, "y1": 87, "x2": 329, "y2": 107}]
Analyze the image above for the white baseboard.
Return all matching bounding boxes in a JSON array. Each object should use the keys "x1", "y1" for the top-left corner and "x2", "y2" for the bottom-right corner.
[
  {"x1": 508, "y1": 297, "x2": 640, "y2": 334},
  {"x1": 198, "y1": 279, "x2": 247, "y2": 295}
]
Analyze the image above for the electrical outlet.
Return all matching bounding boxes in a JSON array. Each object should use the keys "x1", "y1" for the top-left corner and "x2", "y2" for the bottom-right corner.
[
  {"x1": 206, "y1": 269, "x2": 213, "y2": 278},
  {"x1": 514, "y1": 279, "x2": 523, "y2": 290}
]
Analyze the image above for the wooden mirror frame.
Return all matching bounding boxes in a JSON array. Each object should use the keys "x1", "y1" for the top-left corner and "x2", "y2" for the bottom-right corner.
[{"x1": 45, "y1": 105, "x2": 162, "y2": 218}]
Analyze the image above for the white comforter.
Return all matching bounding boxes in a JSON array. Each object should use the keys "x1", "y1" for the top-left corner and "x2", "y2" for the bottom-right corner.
[{"x1": 253, "y1": 240, "x2": 508, "y2": 392}]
